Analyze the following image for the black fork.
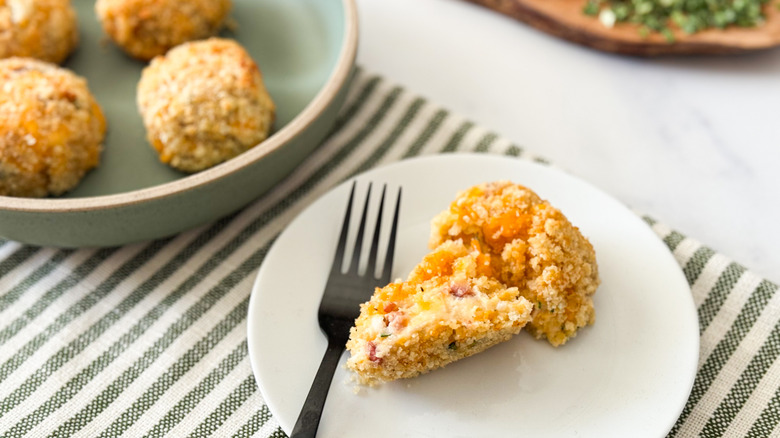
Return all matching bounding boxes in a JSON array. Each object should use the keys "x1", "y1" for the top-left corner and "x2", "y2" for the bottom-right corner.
[{"x1": 290, "y1": 182, "x2": 402, "y2": 438}]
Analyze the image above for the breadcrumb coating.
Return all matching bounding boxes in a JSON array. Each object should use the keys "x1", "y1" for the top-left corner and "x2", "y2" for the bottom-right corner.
[
  {"x1": 0, "y1": 0, "x2": 79, "y2": 64},
  {"x1": 95, "y1": 0, "x2": 231, "y2": 60},
  {"x1": 430, "y1": 181, "x2": 599, "y2": 347},
  {"x1": 137, "y1": 38, "x2": 275, "y2": 173},
  {"x1": 346, "y1": 240, "x2": 533, "y2": 386},
  {"x1": 0, "y1": 57, "x2": 105, "y2": 197}
]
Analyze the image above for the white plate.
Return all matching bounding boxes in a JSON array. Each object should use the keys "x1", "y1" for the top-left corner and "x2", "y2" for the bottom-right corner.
[{"x1": 247, "y1": 153, "x2": 699, "y2": 438}]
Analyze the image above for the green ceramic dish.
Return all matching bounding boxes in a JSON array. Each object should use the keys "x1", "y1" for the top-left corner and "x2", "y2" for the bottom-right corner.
[{"x1": 0, "y1": 0, "x2": 358, "y2": 247}]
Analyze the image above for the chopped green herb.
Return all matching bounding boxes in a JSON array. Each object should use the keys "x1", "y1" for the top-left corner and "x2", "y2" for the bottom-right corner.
[
  {"x1": 583, "y1": 2, "x2": 601, "y2": 15},
  {"x1": 537, "y1": 301, "x2": 543, "y2": 310},
  {"x1": 583, "y1": 0, "x2": 770, "y2": 39},
  {"x1": 380, "y1": 333, "x2": 391, "y2": 338},
  {"x1": 661, "y1": 27, "x2": 676, "y2": 42},
  {"x1": 448, "y1": 342, "x2": 457, "y2": 351}
]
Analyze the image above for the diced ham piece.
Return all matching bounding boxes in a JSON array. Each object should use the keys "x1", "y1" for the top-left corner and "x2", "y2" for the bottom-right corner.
[
  {"x1": 449, "y1": 283, "x2": 474, "y2": 298},
  {"x1": 386, "y1": 311, "x2": 408, "y2": 331},
  {"x1": 367, "y1": 341, "x2": 382, "y2": 364},
  {"x1": 383, "y1": 302, "x2": 398, "y2": 313}
]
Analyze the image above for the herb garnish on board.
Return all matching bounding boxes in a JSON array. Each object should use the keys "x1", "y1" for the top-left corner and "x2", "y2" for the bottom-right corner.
[{"x1": 583, "y1": 0, "x2": 770, "y2": 41}]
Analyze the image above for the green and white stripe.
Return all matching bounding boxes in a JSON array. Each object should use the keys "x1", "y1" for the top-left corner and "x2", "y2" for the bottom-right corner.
[
  {"x1": 1, "y1": 69, "x2": 778, "y2": 437},
  {"x1": 647, "y1": 220, "x2": 780, "y2": 437}
]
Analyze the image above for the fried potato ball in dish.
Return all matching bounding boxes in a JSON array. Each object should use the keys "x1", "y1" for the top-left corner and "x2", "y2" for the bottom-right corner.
[
  {"x1": 137, "y1": 38, "x2": 275, "y2": 173},
  {"x1": 0, "y1": 58, "x2": 106, "y2": 198},
  {"x1": 0, "y1": 0, "x2": 79, "y2": 64},
  {"x1": 95, "y1": 0, "x2": 232, "y2": 60}
]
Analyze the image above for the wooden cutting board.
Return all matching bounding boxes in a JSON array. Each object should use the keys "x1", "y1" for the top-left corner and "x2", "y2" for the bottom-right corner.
[{"x1": 465, "y1": 0, "x2": 780, "y2": 55}]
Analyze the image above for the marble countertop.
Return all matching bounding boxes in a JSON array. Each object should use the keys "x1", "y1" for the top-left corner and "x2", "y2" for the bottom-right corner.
[{"x1": 356, "y1": 0, "x2": 780, "y2": 285}]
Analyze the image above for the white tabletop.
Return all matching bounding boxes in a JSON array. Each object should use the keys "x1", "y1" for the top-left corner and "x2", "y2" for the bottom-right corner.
[{"x1": 356, "y1": 0, "x2": 780, "y2": 285}]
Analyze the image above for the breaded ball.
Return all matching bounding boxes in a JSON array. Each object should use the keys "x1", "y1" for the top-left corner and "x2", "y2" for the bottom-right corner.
[
  {"x1": 0, "y1": 58, "x2": 106, "y2": 198},
  {"x1": 0, "y1": 0, "x2": 79, "y2": 64},
  {"x1": 95, "y1": 0, "x2": 232, "y2": 60},
  {"x1": 137, "y1": 38, "x2": 275, "y2": 173},
  {"x1": 430, "y1": 181, "x2": 600, "y2": 347},
  {"x1": 347, "y1": 240, "x2": 533, "y2": 386}
]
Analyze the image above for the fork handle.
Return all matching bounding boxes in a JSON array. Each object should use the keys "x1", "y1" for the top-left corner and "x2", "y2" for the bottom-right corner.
[{"x1": 290, "y1": 340, "x2": 345, "y2": 438}]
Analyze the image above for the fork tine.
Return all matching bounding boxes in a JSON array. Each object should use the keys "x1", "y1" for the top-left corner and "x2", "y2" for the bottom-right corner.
[
  {"x1": 330, "y1": 181, "x2": 356, "y2": 276},
  {"x1": 366, "y1": 185, "x2": 387, "y2": 279},
  {"x1": 380, "y1": 187, "x2": 402, "y2": 283},
  {"x1": 348, "y1": 183, "x2": 372, "y2": 274}
]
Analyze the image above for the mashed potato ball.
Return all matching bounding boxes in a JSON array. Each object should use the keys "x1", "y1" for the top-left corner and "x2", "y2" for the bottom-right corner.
[
  {"x1": 137, "y1": 38, "x2": 275, "y2": 173},
  {"x1": 0, "y1": 0, "x2": 79, "y2": 64},
  {"x1": 429, "y1": 181, "x2": 600, "y2": 347},
  {"x1": 95, "y1": 0, "x2": 232, "y2": 60},
  {"x1": 0, "y1": 58, "x2": 106, "y2": 197}
]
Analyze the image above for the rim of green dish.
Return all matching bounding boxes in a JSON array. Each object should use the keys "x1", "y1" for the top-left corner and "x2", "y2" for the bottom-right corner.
[{"x1": 0, "y1": 0, "x2": 359, "y2": 213}]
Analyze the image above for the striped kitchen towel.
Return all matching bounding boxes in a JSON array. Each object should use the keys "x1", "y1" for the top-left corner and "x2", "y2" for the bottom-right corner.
[{"x1": 0, "y1": 69, "x2": 778, "y2": 437}]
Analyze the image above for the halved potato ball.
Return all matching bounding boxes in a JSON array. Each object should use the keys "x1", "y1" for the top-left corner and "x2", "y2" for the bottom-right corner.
[
  {"x1": 137, "y1": 38, "x2": 275, "y2": 173},
  {"x1": 95, "y1": 0, "x2": 232, "y2": 60},
  {"x1": 0, "y1": 58, "x2": 106, "y2": 197},
  {"x1": 0, "y1": 0, "x2": 79, "y2": 64}
]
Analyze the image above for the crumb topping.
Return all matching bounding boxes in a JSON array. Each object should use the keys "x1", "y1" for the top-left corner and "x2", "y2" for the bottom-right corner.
[
  {"x1": 0, "y1": 0, "x2": 79, "y2": 63},
  {"x1": 0, "y1": 57, "x2": 105, "y2": 197},
  {"x1": 137, "y1": 38, "x2": 275, "y2": 173},
  {"x1": 430, "y1": 181, "x2": 599, "y2": 346},
  {"x1": 95, "y1": 0, "x2": 231, "y2": 60}
]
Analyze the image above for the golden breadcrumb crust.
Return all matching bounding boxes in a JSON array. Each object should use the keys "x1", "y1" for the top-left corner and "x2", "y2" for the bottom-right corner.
[
  {"x1": 0, "y1": 0, "x2": 78, "y2": 64},
  {"x1": 137, "y1": 38, "x2": 275, "y2": 173},
  {"x1": 430, "y1": 181, "x2": 599, "y2": 347},
  {"x1": 95, "y1": 0, "x2": 231, "y2": 60},
  {"x1": 346, "y1": 240, "x2": 533, "y2": 386},
  {"x1": 0, "y1": 58, "x2": 105, "y2": 197}
]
